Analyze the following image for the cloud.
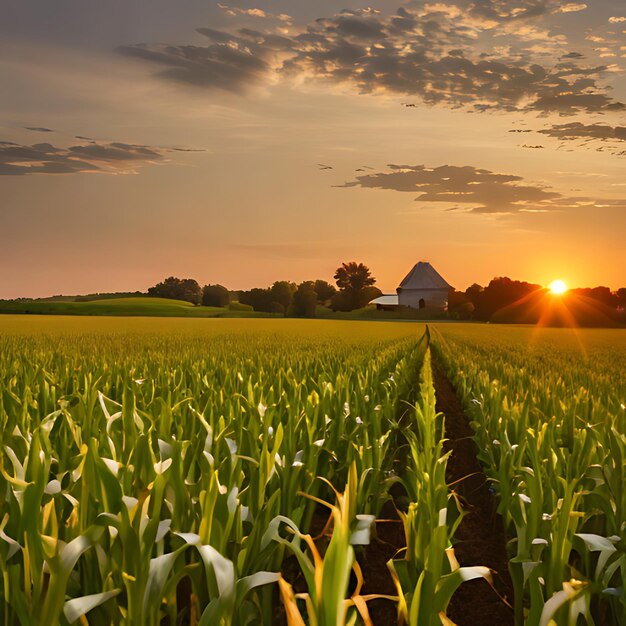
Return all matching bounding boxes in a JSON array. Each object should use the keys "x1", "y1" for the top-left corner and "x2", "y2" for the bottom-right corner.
[
  {"x1": 554, "y1": 3, "x2": 587, "y2": 13},
  {"x1": 0, "y1": 139, "x2": 169, "y2": 176},
  {"x1": 217, "y1": 3, "x2": 292, "y2": 23},
  {"x1": 339, "y1": 162, "x2": 626, "y2": 213},
  {"x1": 339, "y1": 163, "x2": 560, "y2": 213},
  {"x1": 120, "y1": 4, "x2": 624, "y2": 114},
  {"x1": 118, "y1": 28, "x2": 278, "y2": 92},
  {"x1": 24, "y1": 127, "x2": 54, "y2": 133},
  {"x1": 538, "y1": 122, "x2": 626, "y2": 141},
  {"x1": 608, "y1": 16, "x2": 626, "y2": 23}
]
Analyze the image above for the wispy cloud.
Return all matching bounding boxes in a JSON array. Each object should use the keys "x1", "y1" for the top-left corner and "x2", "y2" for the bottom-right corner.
[
  {"x1": 0, "y1": 139, "x2": 169, "y2": 176},
  {"x1": 538, "y1": 122, "x2": 626, "y2": 141},
  {"x1": 535, "y1": 121, "x2": 626, "y2": 155}
]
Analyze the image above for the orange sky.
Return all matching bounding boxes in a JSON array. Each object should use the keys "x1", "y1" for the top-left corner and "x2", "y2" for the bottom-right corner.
[{"x1": 1, "y1": 0, "x2": 625, "y2": 298}]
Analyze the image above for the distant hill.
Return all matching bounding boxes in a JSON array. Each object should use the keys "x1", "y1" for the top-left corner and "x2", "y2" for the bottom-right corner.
[
  {"x1": 7, "y1": 291, "x2": 146, "y2": 303},
  {"x1": 0, "y1": 297, "x2": 268, "y2": 318}
]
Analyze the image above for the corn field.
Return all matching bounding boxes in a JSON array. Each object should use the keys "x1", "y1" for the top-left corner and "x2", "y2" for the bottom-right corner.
[
  {"x1": 433, "y1": 325, "x2": 626, "y2": 625},
  {"x1": 0, "y1": 318, "x2": 624, "y2": 625}
]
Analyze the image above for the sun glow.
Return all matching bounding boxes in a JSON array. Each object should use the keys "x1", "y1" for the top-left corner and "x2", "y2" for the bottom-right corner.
[{"x1": 549, "y1": 279, "x2": 568, "y2": 295}]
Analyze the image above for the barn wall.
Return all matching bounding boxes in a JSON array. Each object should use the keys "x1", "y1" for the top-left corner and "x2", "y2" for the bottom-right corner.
[{"x1": 397, "y1": 289, "x2": 449, "y2": 310}]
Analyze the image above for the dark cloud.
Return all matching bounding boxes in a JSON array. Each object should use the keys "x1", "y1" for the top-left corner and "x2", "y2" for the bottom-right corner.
[
  {"x1": 466, "y1": 0, "x2": 588, "y2": 20},
  {"x1": 339, "y1": 162, "x2": 626, "y2": 213},
  {"x1": 68, "y1": 142, "x2": 163, "y2": 161},
  {"x1": 0, "y1": 139, "x2": 168, "y2": 176},
  {"x1": 120, "y1": 4, "x2": 624, "y2": 114},
  {"x1": 118, "y1": 28, "x2": 276, "y2": 91},
  {"x1": 24, "y1": 127, "x2": 54, "y2": 133},
  {"x1": 538, "y1": 122, "x2": 626, "y2": 141},
  {"x1": 339, "y1": 164, "x2": 559, "y2": 213}
]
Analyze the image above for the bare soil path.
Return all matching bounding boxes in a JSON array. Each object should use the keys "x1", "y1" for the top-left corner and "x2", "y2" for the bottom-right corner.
[{"x1": 433, "y1": 359, "x2": 514, "y2": 626}]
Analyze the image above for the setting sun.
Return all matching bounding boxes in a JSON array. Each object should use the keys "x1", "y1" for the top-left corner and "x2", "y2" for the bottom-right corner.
[{"x1": 549, "y1": 279, "x2": 568, "y2": 295}]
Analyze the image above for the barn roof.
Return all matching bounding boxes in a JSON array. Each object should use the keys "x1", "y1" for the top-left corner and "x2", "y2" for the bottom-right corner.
[
  {"x1": 398, "y1": 262, "x2": 452, "y2": 290},
  {"x1": 370, "y1": 294, "x2": 399, "y2": 306}
]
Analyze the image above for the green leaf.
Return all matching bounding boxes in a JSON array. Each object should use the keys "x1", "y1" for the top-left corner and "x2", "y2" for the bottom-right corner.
[{"x1": 64, "y1": 589, "x2": 121, "y2": 623}]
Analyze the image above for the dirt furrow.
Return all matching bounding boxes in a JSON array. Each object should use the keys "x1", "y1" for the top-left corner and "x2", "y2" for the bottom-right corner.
[{"x1": 433, "y1": 360, "x2": 515, "y2": 626}]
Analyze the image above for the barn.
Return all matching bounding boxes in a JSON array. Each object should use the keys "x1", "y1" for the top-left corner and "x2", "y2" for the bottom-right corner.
[
  {"x1": 370, "y1": 262, "x2": 452, "y2": 311},
  {"x1": 397, "y1": 262, "x2": 452, "y2": 310}
]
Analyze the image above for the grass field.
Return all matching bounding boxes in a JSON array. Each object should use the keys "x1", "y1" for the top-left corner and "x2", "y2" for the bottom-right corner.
[
  {"x1": 0, "y1": 297, "x2": 271, "y2": 318},
  {"x1": 0, "y1": 296, "x2": 451, "y2": 321},
  {"x1": 0, "y1": 316, "x2": 623, "y2": 625}
]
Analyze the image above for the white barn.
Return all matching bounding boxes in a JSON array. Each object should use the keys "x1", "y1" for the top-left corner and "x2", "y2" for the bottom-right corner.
[{"x1": 396, "y1": 262, "x2": 452, "y2": 310}]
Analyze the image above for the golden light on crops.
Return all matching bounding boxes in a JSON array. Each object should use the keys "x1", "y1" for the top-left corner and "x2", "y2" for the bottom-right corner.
[{"x1": 548, "y1": 279, "x2": 568, "y2": 295}]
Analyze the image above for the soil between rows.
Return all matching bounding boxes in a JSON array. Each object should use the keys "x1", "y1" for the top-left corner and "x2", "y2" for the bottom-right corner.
[
  {"x1": 277, "y1": 358, "x2": 514, "y2": 626},
  {"x1": 433, "y1": 360, "x2": 514, "y2": 626}
]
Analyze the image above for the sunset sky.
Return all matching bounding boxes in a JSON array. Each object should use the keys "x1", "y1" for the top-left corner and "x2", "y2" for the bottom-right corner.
[{"x1": 1, "y1": 0, "x2": 625, "y2": 298}]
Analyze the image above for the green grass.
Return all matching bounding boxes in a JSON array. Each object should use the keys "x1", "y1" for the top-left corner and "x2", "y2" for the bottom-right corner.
[
  {"x1": 0, "y1": 297, "x2": 271, "y2": 318},
  {"x1": 1, "y1": 297, "x2": 452, "y2": 321}
]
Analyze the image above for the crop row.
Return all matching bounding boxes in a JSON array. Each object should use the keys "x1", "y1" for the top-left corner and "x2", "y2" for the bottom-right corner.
[{"x1": 432, "y1": 327, "x2": 626, "y2": 625}]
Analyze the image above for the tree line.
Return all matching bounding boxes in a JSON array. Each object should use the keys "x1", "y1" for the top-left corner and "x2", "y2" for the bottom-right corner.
[
  {"x1": 146, "y1": 268, "x2": 626, "y2": 325},
  {"x1": 146, "y1": 262, "x2": 382, "y2": 316},
  {"x1": 449, "y1": 277, "x2": 626, "y2": 325}
]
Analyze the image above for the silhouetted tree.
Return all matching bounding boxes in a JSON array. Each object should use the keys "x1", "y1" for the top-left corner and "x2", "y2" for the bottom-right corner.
[
  {"x1": 330, "y1": 286, "x2": 382, "y2": 312},
  {"x1": 289, "y1": 281, "x2": 318, "y2": 317},
  {"x1": 314, "y1": 280, "x2": 337, "y2": 304},
  {"x1": 473, "y1": 277, "x2": 541, "y2": 321},
  {"x1": 332, "y1": 262, "x2": 378, "y2": 311},
  {"x1": 571, "y1": 286, "x2": 618, "y2": 309},
  {"x1": 202, "y1": 284, "x2": 230, "y2": 307},
  {"x1": 464, "y1": 283, "x2": 484, "y2": 308},
  {"x1": 148, "y1": 277, "x2": 202, "y2": 304},
  {"x1": 239, "y1": 288, "x2": 273, "y2": 312},
  {"x1": 270, "y1": 281, "x2": 296, "y2": 314},
  {"x1": 448, "y1": 289, "x2": 474, "y2": 318},
  {"x1": 334, "y1": 262, "x2": 376, "y2": 291},
  {"x1": 270, "y1": 301, "x2": 285, "y2": 315}
]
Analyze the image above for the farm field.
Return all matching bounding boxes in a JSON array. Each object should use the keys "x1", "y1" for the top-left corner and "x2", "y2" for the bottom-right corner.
[{"x1": 0, "y1": 316, "x2": 624, "y2": 625}]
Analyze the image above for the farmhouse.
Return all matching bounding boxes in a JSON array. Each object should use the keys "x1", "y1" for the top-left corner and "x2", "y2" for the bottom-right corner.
[{"x1": 371, "y1": 262, "x2": 452, "y2": 311}]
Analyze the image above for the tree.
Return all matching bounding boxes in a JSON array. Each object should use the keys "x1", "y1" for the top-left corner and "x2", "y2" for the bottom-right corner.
[
  {"x1": 572, "y1": 286, "x2": 618, "y2": 309},
  {"x1": 464, "y1": 283, "x2": 484, "y2": 307},
  {"x1": 202, "y1": 284, "x2": 230, "y2": 307},
  {"x1": 270, "y1": 301, "x2": 285, "y2": 315},
  {"x1": 289, "y1": 281, "x2": 318, "y2": 317},
  {"x1": 314, "y1": 280, "x2": 336, "y2": 304},
  {"x1": 239, "y1": 288, "x2": 273, "y2": 312},
  {"x1": 270, "y1": 281, "x2": 296, "y2": 314},
  {"x1": 330, "y1": 286, "x2": 382, "y2": 312},
  {"x1": 334, "y1": 262, "x2": 376, "y2": 291},
  {"x1": 148, "y1": 277, "x2": 202, "y2": 304},
  {"x1": 332, "y1": 262, "x2": 378, "y2": 311},
  {"x1": 473, "y1": 277, "x2": 541, "y2": 322}
]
